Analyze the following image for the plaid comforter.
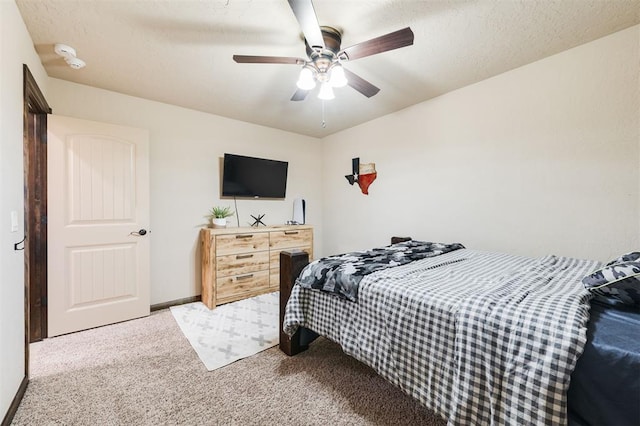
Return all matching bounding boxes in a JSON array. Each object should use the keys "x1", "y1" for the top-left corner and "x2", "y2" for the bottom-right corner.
[
  {"x1": 296, "y1": 240, "x2": 465, "y2": 301},
  {"x1": 284, "y1": 249, "x2": 599, "y2": 425}
]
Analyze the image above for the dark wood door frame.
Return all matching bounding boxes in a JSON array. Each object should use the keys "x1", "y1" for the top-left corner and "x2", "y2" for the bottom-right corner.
[
  {"x1": 23, "y1": 64, "x2": 51, "y2": 350},
  {"x1": 4, "y1": 64, "x2": 51, "y2": 426}
]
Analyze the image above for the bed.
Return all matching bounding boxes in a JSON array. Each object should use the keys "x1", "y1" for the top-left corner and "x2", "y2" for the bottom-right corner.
[{"x1": 278, "y1": 239, "x2": 640, "y2": 426}]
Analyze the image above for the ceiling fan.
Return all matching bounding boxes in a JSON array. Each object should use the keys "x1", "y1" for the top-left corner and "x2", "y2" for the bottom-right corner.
[{"x1": 232, "y1": 0, "x2": 414, "y2": 101}]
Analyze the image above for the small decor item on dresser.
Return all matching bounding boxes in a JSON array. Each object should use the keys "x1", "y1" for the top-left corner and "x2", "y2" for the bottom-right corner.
[
  {"x1": 250, "y1": 213, "x2": 266, "y2": 227},
  {"x1": 293, "y1": 198, "x2": 306, "y2": 224},
  {"x1": 206, "y1": 206, "x2": 235, "y2": 228}
]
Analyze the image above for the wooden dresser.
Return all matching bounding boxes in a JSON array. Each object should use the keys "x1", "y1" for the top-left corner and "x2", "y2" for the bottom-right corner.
[{"x1": 200, "y1": 225, "x2": 313, "y2": 309}]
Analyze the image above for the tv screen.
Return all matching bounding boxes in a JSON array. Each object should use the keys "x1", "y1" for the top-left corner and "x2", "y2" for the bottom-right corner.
[{"x1": 221, "y1": 153, "x2": 288, "y2": 198}]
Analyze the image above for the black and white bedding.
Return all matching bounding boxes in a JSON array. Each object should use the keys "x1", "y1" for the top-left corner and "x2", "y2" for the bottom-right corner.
[
  {"x1": 296, "y1": 240, "x2": 465, "y2": 301},
  {"x1": 284, "y1": 248, "x2": 600, "y2": 425}
]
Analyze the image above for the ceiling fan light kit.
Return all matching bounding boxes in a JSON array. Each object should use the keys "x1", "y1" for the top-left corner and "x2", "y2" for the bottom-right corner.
[
  {"x1": 329, "y1": 65, "x2": 347, "y2": 87},
  {"x1": 233, "y1": 0, "x2": 414, "y2": 102},
  {"x1": 296, "y1": 62, "x2": 347, "y2": 92},
  {"x1": 296, "y1": 66, "x2": 316, "y2": 90},
  {"x1": 317, "y1": 82, "x2": 335, "y2": 100}
]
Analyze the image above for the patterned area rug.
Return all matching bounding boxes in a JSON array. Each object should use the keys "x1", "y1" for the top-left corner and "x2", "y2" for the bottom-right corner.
[{"x1": 170, "y1": 292, "x2": 279, "y2": 371}]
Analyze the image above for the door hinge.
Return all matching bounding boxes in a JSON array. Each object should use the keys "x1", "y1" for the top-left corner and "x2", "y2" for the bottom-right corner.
[
  {"x1": 41, "y1": 296, "x2": 47, "y2": 307},
  {"x1": 41, "y1": 215, "x2": 47, "y2": 224}
]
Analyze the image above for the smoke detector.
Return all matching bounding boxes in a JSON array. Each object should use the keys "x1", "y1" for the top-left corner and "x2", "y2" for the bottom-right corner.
[
  {"x1": 66, "y1": 57, "x2": 86, "y2": 69},
  {"x1": 54, "y1": 43, "x2": 86, "y2": 69}
]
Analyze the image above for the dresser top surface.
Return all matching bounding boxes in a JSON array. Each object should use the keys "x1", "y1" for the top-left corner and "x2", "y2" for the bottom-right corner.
[{"x1": 201, "y1": 224, "x2": 312, "y2": 236}]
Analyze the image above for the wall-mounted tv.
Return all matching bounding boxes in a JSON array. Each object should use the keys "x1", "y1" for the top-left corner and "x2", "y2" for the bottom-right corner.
[{"x1": 221, "y1": 153, "x2": 288, "y2": 199}]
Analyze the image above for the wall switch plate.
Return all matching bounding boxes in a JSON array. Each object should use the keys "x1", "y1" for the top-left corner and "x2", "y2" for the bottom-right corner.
[{"x1": 11, "y1": 211, "x2": 18, "y2": 232}]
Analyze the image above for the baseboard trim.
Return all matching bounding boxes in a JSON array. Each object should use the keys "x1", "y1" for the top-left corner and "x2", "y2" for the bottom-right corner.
[
  {"x1": 150, "y1": 295, "x2": 201, "y2": 312},
  {"x1": 1, "y1": 375, "x2": 28, "y2": 426}
]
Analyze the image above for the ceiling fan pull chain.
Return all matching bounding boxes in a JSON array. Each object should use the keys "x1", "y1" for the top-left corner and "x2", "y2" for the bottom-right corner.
[{"x1": 321, "y1": 100, "x2": 326, "y2": 128}]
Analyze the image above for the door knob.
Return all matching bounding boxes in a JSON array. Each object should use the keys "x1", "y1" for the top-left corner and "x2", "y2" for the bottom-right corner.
[{"x1": 130, "y1": 229, "x2": 148, "y2": 236}]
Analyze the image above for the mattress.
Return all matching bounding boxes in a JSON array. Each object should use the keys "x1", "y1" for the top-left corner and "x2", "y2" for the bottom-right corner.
[{"x1": 568, "y1": 299, "x2": 640, "y2": 425}]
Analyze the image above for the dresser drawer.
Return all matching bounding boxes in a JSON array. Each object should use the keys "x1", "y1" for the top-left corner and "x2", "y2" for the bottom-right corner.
[
  {"x1": 216, "y1": 250, "x2": 269, "y2": 278},
  {"x1": 269, "y1": 246, "x2": 312, "y2": 287},
  {"x1": 269, "y1": 229, "x2": 313, "y2": 250},
  {"x1": 217, "y1": 270, "x2": 270, "y2": 301},
  {"x1": 215, "y1": 232, "x2": 269, "y2": 256}
]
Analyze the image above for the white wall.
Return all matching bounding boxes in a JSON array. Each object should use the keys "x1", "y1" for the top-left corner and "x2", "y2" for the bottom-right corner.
[
  {"x1": 322, "y1": 25, "x2": 640, "y2": 262},
  {"x1": 0, "y1": 0, "x2": 49, "y2": 419},
  {"x1": 48, "y1": 79, "x2": 323, "y2": 304}
]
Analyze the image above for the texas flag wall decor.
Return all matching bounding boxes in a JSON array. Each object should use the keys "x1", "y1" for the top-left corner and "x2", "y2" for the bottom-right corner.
[{"x1": 345, "y1": 157, "x2": 377, "y2": 195}]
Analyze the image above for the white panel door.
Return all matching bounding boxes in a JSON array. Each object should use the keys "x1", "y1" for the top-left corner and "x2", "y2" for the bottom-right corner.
[{"x1": 48, "y1": 115, "x2": 150, "y2": 337}]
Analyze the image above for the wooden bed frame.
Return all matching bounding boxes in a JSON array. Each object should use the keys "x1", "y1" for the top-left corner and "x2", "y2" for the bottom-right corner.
[{"x1": 279, "y1": 237, "x2": 411, "y2": 356}]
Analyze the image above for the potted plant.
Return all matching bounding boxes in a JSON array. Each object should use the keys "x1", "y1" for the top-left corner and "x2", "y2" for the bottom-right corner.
[{"x1": 207, "y1": 206, "x2": 235, "y2": 228}]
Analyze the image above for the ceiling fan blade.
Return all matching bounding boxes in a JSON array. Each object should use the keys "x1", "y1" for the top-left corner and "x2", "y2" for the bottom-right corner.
[
  {"x1": 291, "y1": 88, "x2": 310, "y2": 101},
  {"x1": 344, "y1": 69, "x2": 380, "y2": 98},
  {"x1": 233, "y1": 55, "x2": 304, "y2": 64},
  {"x1": 339, "y1": 27, "x2": 414, "y2": 61},
  {"x1": 287, "y1": 0, "x2": 325, "y2": 49}
]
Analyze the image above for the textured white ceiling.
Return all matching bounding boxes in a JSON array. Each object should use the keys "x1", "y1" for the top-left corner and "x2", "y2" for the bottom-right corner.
[{"x1": 16, "y1": 0, "x2": 640, "y2": 138}]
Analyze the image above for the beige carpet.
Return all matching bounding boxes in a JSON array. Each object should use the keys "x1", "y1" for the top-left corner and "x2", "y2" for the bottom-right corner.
[{"x1": 11, "y1": 309, "x2": 447, "y2": 425}]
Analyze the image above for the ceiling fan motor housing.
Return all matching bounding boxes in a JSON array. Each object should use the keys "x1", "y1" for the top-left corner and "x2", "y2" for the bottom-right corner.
[
  {"x1": 305, "y1": 27, "x2": 343, "y2": 80},
  {"x1": 305, "y1": 26, "x2": 342, "y2": 55}
]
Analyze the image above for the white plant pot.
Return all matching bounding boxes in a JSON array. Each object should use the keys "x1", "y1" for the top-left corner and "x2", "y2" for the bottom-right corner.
[{"x1": 212, "y1": 218, "x2": 227, "y2": 228}]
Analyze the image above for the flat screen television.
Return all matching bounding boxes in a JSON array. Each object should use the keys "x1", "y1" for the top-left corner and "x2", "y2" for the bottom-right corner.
[{"x1": 221, "y1": 153, "x2": 288, "y2": 198}]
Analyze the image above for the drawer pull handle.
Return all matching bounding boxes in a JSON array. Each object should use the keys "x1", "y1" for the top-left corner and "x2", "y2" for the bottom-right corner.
[
  {"x1": 236, "y1": 274, "x2": 254, "y2": 280},
  {"x1": 236, "y1": 254, "x2": 253, "y2": 259},
  {"x1": 284, "y1": 231, "x2": 299, "y2": 235},
  {"x1": 236, "y1": 234, "x2": 253, "y2": 239}
]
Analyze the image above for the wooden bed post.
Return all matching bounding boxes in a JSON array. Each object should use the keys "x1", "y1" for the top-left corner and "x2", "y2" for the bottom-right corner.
[
  {"x1": 391, "y1": 236, "x2": 412, "y2": 244},
  {"x1": 279, "y1": 250, "x2": 310, "y2": 356}
]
